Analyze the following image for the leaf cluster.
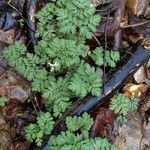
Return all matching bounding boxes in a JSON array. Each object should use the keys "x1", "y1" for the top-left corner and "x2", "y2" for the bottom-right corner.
[
  {"x1": 36, "y1": 0, "x2": 101, "y2": 39},
  {"x1": 48, "y1": 113, "x2": 116, "y2": 150},
  {"x1": 4, "y1": 0, "x2": 120, "y2": 117},
  {"x1": 110, "y1": 93, "x2": 138, "y2": 123},
  {"x1": 0, "y1": 97, "x2": 8, "y2": 107},
  {"x1": 25, "y1": 112, "x2": 54, "y2": 146},
  {"x1": 90, "y1": 47, "x2": 120, "y2": 67}
]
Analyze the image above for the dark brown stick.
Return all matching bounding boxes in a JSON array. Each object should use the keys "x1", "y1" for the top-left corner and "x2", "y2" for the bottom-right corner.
[
  {"x1": 25, "y1": 0, "x2": 37, "y2": 50},
  {"x1": 113, "y1": 0, "x2": 126, "y2": 50}
]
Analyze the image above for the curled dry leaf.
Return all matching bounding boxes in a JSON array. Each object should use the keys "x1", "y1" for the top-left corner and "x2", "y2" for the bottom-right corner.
[
  {"x1": 134, "y1": 66, "x2": 146, "y2": 84},
  {"x1": 91, "y1": 107, "x2": 116, "y2": 141},
  {"x1": 127, "y1": 0, "x2": 150, "y2": 19},
  {"x1": 123, "y1": 83, "x2": 148, "y2": 98},
  {"x1": 142, "y1": 38, "x2": 150, "y2": 50},
  {"x1": 134, "y1": 52, "x2": 150, "y2": 85}
]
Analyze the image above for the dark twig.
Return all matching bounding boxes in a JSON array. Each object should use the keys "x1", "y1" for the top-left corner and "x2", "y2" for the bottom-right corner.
[
  {"x1": 121, "y1": 20, "x2": 150, "y2": 29},
  {"x1": 103, "y1": 0, "x2": 116, "y2": 93},
  {"x1": 113, "y1": 0, "x2": 127, "y2": 50},
  {"x1": 25, "y1": 0, "x2": 37, "y2": 50}
]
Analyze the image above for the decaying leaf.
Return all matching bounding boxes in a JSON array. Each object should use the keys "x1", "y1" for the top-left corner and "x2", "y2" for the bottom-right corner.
[
  {"x1": 123, "y1": 83, "x2": 148, "y2": 98},
  {"x1": 2, "y1": 99, "x2": 36, "y2": 135},
  {"x1": 136, "y1": 0, "x2": 150, "y2": 19},
  {"x1": 0, "y1": 113, "x2": 13, "y2": 150},
  {"x1": 139, "y1": 94, "x2": 150, "y2": 116},
  {"x1": 114, "y1": 110, "x2": 149, "y2": 150},
  {"x1": 2, "y1": 99, "x2": 23, "y2": 121},
  {"x1": 91, "y1": 107, "x2": 116, "y2": 141},
  {"x1": 134, "y1": 56, "x2": 150, "y2": 85},
  {"x1": 142, "y1": 119, "x2": 150, "y2": 141},
  {"x1": 134, "y1": 66, "x2": 147, "y2": 84},
  {"x1": 13, "y1": 141, "x2": 31, "y2": 150},
  {"x1": 0, "y1": 29, "x2": 15, "y2": 44},
  {"x1": 0, "y1": 70, "x2": 31, "y2": 102}
]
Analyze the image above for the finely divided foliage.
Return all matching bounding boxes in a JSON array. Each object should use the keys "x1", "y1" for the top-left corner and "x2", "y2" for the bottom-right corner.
[
  {"x1": 4, "y1": 0, "x2": 120, "y2": 148},
  {"x1": 48, "y1": 113, "x2": 116, "y2": 150},
  {"x1": 25, "y1": 112, "x2": 54, "y2": 146},
  {"x1": 110, "y1": 93, "x2": 138, "y2": 123},
  {"x1": 0, "y1": 97, "x2": 8, "y2": 106},
  {"x1": 4, "y1": 0, "x2": 120, "y2": 117}
]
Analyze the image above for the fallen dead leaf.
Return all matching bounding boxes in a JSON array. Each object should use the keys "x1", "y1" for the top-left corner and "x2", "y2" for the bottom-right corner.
[
  {"x1": 91, "y1": 107, "x2": 116, "y2": 141},
  {"x1": 13, "y1": 141, "x2": 31, "y2": 150},
  {"x1": 0, "y1": 70, "x2": 31, "y2": 102},
  {"x1": 139, "y1": 93, "x2": 150, "y2": 116},
  {"x1": 134, "y1": 66, "x2": 146, "y2": 84},
  {"x1": 114, "y1": 110, "x2": 149, "y2": 150},
  {"x1": 123, "y1": 83, "x2": 148, "y2": 98},
  {"x1": 0, "y1": 29, "x2": 15, "y2": 44},
  {"x1": 142, "y1": 119, "x2": 150, "y2": 141}
]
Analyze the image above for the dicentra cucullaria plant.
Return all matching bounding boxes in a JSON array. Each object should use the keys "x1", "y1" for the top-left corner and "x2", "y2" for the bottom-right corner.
[
  {"x1": 4, "y1": 0, "x2": 120, "y2": 148},
  {"x1": 110, "y1": 93, "x2": 138, "y2": 123},
  {"x1": 4, "y1": 0, "x2": 120, "y2": 117}
]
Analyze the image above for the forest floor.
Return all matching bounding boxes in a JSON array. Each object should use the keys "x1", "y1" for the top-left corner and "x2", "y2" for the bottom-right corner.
[{"x1": 0, "y1": 0, "x2": 150, "y2": 150}]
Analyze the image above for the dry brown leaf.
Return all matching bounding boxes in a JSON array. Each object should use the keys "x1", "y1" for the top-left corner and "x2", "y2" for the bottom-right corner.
[
  {"x1": 134, "y1": 66, "x2": 147, "y2": 84},
  {"x1": 136, "y1": 0, "x2": 150, "y2": 19},
  {"x1": 0, "y1": 29, "x2": 15, "y2": 44},
  {"x1": 0, "y1": 70, "x2": 31, "y2": 102},
  {"x1": 123, "y1": 83, "x2": 148, "y2": 98},
  {"x1": 91, "y1": 107, "x2": 116, "y2": 140},
  {"x1": 13, "y1": 141, "x2": 31, "y2": 150}
]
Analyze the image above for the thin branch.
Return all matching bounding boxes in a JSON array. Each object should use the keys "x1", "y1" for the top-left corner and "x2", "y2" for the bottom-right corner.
[{"x1": 121, "y1": 20, "x2": 150, "y2": 29}]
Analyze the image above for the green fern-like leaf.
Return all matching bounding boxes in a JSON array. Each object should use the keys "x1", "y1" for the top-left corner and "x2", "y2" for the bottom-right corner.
[
  {"x1": 110, "y1": 93, "x2": 138, "y2": 123},
  {"x1": 90, "y1": 47, "x2": 120, "y2": 67},
  {"x1": 43, "y1": 76, "x2": 72, "y2": 117},
  {"x1": 35, "y1": 38, "x2": 89, "y2": 72},
  {"x1": 66, "y1": 112, "x2": 93, "y2": 133},
  {"x1": 69, "y1": 63, "x2": 102, "y2": 97},
  {"x1": 0, "y1": 97, "x2": 8, "y2": 107},
  {"x1": 25, "y1": 112, "x2": 54, "y2": 146},
  {"x1": 90, "y1": 47, "x2": 104, "y2": 66},
  {"x1": 105, "y1": 51, "x2": 120, "y2": 68}
]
